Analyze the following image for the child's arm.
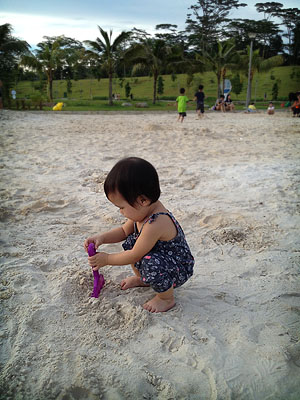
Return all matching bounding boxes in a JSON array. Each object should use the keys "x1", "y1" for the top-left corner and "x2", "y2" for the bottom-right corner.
[
  {"x1": 84, "y1": 219, "x2": 134, "y2": 252},
  {"x1": 88, "y1": 216, "x2": 169, "y2": 270}
]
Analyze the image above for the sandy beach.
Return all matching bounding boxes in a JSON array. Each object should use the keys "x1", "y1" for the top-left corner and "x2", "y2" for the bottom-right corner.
[{"x1": 0, "y1": 109, "x2": 299, "y2": 399}]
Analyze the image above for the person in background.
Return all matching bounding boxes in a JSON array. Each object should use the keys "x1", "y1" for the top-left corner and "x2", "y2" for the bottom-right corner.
[
  {"x1": 194, "y1": 84, "x2": 205, "y2": 118},
  {"x1": 291, "y1": 93, "x2": 300, "y2": 117},
  {"x1": 247, "y1": 102, "x2": 257, "y2": 113},
  {"x1": 176, "y1": 88, "x2": 189, "y2": 122},
  {"x1": 215, "y1": 95, "x2": 225, "y2": 112},
  {"x1": 225, "y1": 94, "x2": 235, "y2": 111},
  {"x1": 267, "y1": 101, "x2": 275, "y2": 115}
]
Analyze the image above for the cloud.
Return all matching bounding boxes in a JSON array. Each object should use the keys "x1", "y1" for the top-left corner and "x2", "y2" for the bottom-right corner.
[{"x1": 0, "y1": 12, "x2": 156, "y2": 48}]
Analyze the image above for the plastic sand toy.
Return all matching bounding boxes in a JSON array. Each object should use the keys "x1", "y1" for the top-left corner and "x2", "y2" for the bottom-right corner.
[
  {"x1": 53, "y1": 102, "x2": 64, "y2": 111},
  {"x1": 88, "y1": 243, "x2": 105, "y2": 298}
]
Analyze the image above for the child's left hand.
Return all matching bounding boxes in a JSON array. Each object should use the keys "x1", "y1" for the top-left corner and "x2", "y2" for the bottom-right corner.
[{"x1": 88, "y1": 252, "x2": 108, "y2": 270}]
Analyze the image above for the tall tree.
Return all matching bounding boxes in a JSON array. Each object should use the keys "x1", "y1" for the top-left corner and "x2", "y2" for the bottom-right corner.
[
  {"x1": 255, "y1": 2, "x2": 284, "y2": 20},
  {"x1": 84, "y1": 26, "x2": 131, "y2": 105},
  {"x1": 155, "y1": 24, "x2": 188, "y2": 51},
  {"x1": 0, "y1": 23, "x2": 30, "y2": 105},
  {"x1": 255, "y1": 3, "x2": 300, "y2": 62},
  {"x1": 278, "y1": 8, "x2": 300, "y2": 61},
  {"x1": 126, "y1": 31, "x2": 183, "y2": 104},
  {"x1": 197, "y1": 39, "x2": 237, "y2": 97},
  {"x1": 185, "y1": 0, "x2": 247, "y2": 52},
  {"x1": 226, "y1": 19, "x2": 283, "y2": 57},
  {"x1": 21, "y1": 35, "x2": 83, "y2": 100},
  {"x1": 238, "y1": 47, "x2": 284, "y2": 101},
  {"x1": 155, "y1": 24, "x2": 190, "y2": 74}
]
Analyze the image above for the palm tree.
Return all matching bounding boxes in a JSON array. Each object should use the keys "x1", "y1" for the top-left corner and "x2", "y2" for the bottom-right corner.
[
  {"x1": 0, "y1": 23, "x2": 30, "y2": 105},
  {"x1": 239, "y1": 48, "x2": 284, "y2": 101},
  {"x1": 197, "y1": 39, "x2": 237, "y2": 98},
  {"x1": 84, "y1": 26, "x2": 131, "y2": 105},
  {"x1": 22, "y1": 39, "x2": 62, "y2": 101},
  {"x1": 126, "y1": 37, "x2": 182, "y2": 104},
  {"x1": 21, "y1": 36, "x2": 83, "y2": 101}
]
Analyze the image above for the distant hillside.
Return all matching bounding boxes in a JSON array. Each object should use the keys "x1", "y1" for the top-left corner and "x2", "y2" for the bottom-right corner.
[{"x1": 15, "y1": 66, "x2": 300, "y2": 102}]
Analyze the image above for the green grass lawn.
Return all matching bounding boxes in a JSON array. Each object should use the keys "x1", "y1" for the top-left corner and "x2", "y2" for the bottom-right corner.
[{"x1": 11, "y1": 65, "x2": 300, "y2": 111}]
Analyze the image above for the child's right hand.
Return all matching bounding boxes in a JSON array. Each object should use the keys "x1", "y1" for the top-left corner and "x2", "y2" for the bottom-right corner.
[{"x1": 84, "y1": 234, "x2": 103, "y2": 253}]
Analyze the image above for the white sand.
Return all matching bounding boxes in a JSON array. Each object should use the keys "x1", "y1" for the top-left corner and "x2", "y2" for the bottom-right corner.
[{"x1": 0, "y1": 109, "x2": 299, "y2": 399}]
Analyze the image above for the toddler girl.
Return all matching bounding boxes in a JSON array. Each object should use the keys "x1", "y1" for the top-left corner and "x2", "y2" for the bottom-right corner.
[{"x1": 84, "y1": 157, "x2": 194, "y2": 313}]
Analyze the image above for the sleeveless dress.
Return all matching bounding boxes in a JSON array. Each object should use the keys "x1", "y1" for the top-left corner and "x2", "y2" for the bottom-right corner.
[{"x1": 122, "y1": 212, "x2": 194, "y2": 293}]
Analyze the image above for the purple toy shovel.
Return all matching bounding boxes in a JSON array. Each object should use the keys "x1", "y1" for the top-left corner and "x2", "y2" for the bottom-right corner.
[{"x1": 88, "y1": 243, "x2": 105, "y2": 298}]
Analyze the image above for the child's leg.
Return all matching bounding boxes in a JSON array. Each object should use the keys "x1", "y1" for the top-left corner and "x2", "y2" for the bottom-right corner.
[
  {"x1": 121, "y1": 264, "x2": 149, "y2": 290},
  {"x1": 143, "y1": 286, "x2": 175, "y2": 313}
]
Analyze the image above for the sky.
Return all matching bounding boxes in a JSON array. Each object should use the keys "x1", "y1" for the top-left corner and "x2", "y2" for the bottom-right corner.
[{"x1": 1, "y1": 0, "x2": 299, "y2": 48}]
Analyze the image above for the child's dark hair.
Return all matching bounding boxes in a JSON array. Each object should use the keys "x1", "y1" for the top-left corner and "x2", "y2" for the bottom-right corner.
[
  {"x1": 199, "y1": 85, "x2": 204, "y2": 90},
  {"x1": 180, "y1": 88, "x2": 185, "y2": 94},
  {"x1": 104, "y1": 157, "x2": 161, "y2": 206}
]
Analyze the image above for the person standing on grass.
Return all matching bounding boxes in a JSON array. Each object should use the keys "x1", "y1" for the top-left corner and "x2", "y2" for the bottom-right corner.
[
  {"x1": 194, "y1": 84, "x2": 205, "y2": 118},
  {"x1": 176, "y1": 88, "x2": 189, "y2": 122}
]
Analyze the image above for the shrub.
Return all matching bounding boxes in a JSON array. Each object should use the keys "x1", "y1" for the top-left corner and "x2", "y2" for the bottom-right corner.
[
  {"x1": 158, "y1": 96, "x2": 177, "y2": 101},
  {"x1": 93, "y1": 96, "x2": 108, "y2": 100}
]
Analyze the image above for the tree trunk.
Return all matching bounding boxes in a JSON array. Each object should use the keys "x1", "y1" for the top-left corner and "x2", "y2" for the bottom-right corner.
[
  {"x1": 221, "y1": 68, "x2": 225, "y2": 95},
  {"x1": 109, "y1": 71, "x2": 113, "y2": 106},
  {"x1": 152, "y1": 73, "x2": 158, "y2": 105},
  {"x1": 48, "y1": 70, "x2": 53, "y2": 101},
  {"x1": 249, "y1": 76, "x2": 253, "y2": 103},
  {"x1": 217, "y1": 71, "x2": 221, "y2": 98}
]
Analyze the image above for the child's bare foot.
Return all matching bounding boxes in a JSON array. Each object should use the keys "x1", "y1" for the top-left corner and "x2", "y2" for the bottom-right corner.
[
  {"x1": 143, "y1": 295, "x2": 175, "y2": 313},
  {"x1": 121, "y1": 276, "x2": 149, "y2": 290}
]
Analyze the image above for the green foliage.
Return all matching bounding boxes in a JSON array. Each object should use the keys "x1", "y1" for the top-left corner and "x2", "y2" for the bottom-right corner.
[
  {"x1": 67, "y1": 79, "x2": 72, "y2": 94},
  {"x1": 157, "y1": 76, "x2": 164, "y2": 95},
  {"x1": 231, "y1": 74, "x2": 243, "y2": 96},
  {"x1": 290, "y1": 67, "x2": 300, "y2": 80},
  {"x1": 125, "y1": 82, "x2": 131, "y2": 98},
  {"x1": 159, "y1": 96, "x2": 177, "y2": 100},
  {"x1": 84, "y1": 26, "x2": 131, "y2": 105},
  {"x1": 32, "y1": 80, "x2": 46, "y2": 92},
  {"x1": 118, "y1": 78, "x2": 125, "y2": 88},
  {"x1": 0, "y1": 23, "x2": 30, "y2": 104},
  {"x1": 13, "y1": 66, "x2": 299, "y2": 109},
  {"x1": 92, "y1": 96, "x2": 108, "y2": 100},
  {"x1": 186, "y1": 73, "x2": 194, "y2": 89},
  {"x1": 125, "y1": 35, "x2": 183, "y2": 104},
  {"x1": 272, "y1": 81, "x2": 280, "y2": 100},
  {"x1": 30, "y1": 92, "x2": 47, "y2": 106}
]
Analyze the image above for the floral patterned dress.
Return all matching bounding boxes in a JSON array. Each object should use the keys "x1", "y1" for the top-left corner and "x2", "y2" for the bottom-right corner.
[{"x1": 122, "y1": 212, "x2": 194, "y2": 292}]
